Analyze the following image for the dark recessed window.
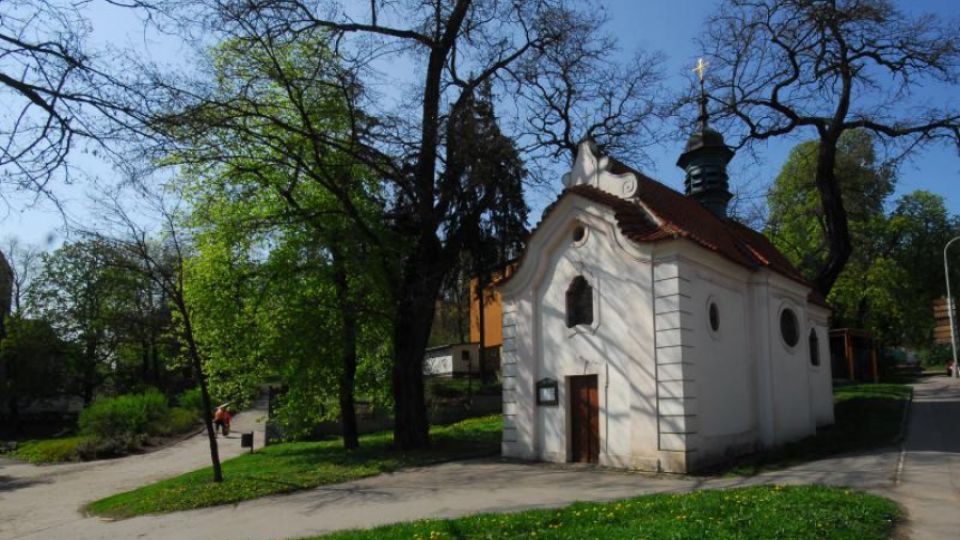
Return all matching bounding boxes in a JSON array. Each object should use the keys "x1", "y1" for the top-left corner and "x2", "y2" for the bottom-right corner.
[
  {"x1": 709, "y1": 302, "x2": 720, "y2": 332},
  {"x1": 809, "y1": 329, "x2": 820, "y2": 366},
  {"x1": 566, "y1": 276, "x2": 593, "y2": 328},
  {"x1": 572, "y1": 225, "x2": 586, "y2": 243},
  {"x1": 780, "y1": 308, "x2": 799, "y2": 348}
]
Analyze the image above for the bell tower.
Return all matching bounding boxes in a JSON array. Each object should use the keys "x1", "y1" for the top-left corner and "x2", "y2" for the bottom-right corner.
[{"x1": 676, "y1": 58, "x2": 734, "y2": 218}]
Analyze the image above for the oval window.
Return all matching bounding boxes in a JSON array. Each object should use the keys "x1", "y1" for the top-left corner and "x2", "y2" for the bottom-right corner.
[
  {"x1": 708, "y1": 302, "x2": 720, "y2": 332},
  {"x1": 572, "y1": 225, "x2": 586, "y2": 243},
  {"x1": 780, "y1": 308, "x2": 799, "y2": 348}
]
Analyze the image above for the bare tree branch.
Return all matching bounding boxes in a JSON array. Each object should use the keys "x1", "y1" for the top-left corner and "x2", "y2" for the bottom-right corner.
[{"x1": 699, "y1": 0, "x2": 960, "y2": 294}]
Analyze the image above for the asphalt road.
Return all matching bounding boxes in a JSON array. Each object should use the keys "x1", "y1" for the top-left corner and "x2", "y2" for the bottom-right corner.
[{"x1": 889, "y1": 376, "x2": 960, "y2": 540}]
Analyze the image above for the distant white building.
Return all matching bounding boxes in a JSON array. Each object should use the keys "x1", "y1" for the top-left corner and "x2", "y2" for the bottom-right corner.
[
  {"x1": 497, "y1": 117, "x2": 833, "y2": 473},
  {"x1": 423, "y1": 343, "x2": 482, "y2": 377}
]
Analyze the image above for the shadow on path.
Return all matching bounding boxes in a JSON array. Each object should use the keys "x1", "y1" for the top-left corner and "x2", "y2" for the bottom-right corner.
[{"x1": 0, "y1": 473, "x2": 51, "y2": 493}]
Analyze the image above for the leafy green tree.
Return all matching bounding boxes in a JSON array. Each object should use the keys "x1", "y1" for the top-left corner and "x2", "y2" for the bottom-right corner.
[
  {"x1": 99, "y1": 192, "x2": 226, "y2": 482},
  {"x1": 769, "y1": 133, "x2": 959, "y2": 346},
  {"x1": 176, "y1": 37, "x2": 393, "y2": 448},
  {"x1": 0, "y1": 316, "x2": 72, "y2": 429},
  {"x1": 886, "y1": 191, "x2": 960, "y2": 345},
  {"x1": 767, "y1": 130, "x2": 894, "y2": 279},
  {"x1": 26, "y1": 239, "x2": 183, "y2": 401},
  {"x1": 185, "y1": 183, "x2": 393, "y2": 447},
  {"x1": 150, "y1": 0, "x2": 664, "y2": 450},
  {"x1": 28, "y1": 240, "x2": 126, "y2": 404}
]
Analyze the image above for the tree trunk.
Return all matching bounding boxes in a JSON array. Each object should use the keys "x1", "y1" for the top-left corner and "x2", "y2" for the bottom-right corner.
[
  {"x1": 82, "y1": 337, "x2": 98, "y2": 406},
  {"x1": 150, "y1": 331, "x2": 162, "y2": 390},
  {"x1": 141, "y1": 338, "x2": 151, "y2": 385},
  {"x1": 392, "y1": 235, "x2": 446, "y2": 450},
  {"x1": 179, "y1": 299, "x2": 223, "y2": 482},
  {"x1": 332, "y1": 246, "x2": 359, "y2": 450},
  {"x1": 82, "y1": 375, "x2": 95, "y2": 407},
  {"x1": 195, "y1": 364, "x2": 223, "y2": 483},
  {"x1": 8, "y1": 396, "x2": 19, "y2": 434},
  {"x1": 477, "y1": 271, "x2": 487, "y2": 384},
  {"x1": 813, "y1": 136, "x2": 853, "y2": 297}
]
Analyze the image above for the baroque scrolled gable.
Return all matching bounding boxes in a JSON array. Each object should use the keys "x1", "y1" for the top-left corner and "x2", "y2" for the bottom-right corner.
[{"x1": 562, "y1": 139, "x2": 639, "y2": 200}]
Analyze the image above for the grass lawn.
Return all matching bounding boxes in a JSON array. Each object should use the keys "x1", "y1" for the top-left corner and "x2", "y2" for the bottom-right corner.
[
  {"x1": 86, "y1": 415, "x2": 501, "y2": 518},
  {"x1": 3, "y1": 436, "x2": 91, "y2": 463},
  {"x1": 308, "y1": 485, "x2": 899, "y2": 540},
  {"x1": 724, "y1": 383, "x2": 911, "y2": 476}
]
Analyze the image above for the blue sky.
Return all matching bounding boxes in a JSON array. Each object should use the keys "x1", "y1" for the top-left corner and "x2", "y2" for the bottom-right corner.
[
  {"x1": 2, "y1": 0, "x2": 958, "y2": 249},
  {"x1": 599, "y1": 0, "x2": 960, "y2": 218}
]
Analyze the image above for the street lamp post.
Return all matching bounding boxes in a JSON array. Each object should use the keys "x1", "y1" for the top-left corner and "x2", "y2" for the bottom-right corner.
[{"x1": 945, "y1": 236, "x2": 960, "y2": 378}]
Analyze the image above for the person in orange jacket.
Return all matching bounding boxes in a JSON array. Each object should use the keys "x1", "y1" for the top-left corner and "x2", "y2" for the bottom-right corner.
[{"x1": 213, "y1": 404, "x2": 232, "y2": 436}]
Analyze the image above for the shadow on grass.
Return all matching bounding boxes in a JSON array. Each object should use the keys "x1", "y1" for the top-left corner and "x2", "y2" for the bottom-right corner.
[{"x1": 86, "y1": 414, "x2": 503, "y2": 519}]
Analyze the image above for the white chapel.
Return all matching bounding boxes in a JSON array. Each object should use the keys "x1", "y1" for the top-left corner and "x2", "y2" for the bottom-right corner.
[{"x1": 497, "y1": 99, "x2": 834, "y2": 473}]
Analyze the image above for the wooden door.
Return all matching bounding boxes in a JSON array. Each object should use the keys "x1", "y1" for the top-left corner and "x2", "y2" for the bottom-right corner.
[{"x1": 570, "y1": 375, "x2": 599, "y2": 463}]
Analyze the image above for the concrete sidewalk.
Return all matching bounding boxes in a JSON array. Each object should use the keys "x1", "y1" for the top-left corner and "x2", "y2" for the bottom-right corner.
[
  {"x1": 0, "y1": 399, "x2": 266, "y2": 540},
  {"x1": 888, "y1": 376, "x2": 960, "y2": 540}
]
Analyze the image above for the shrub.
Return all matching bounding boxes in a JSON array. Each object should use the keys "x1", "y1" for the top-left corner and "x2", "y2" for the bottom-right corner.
[
  {"x1": 917, "y1": 344, "x2": 952, "y2": 367},
  {"x1": 7, "y1": 436, "x2": 89, "y2": 463},
  {"x1": 76, "y1": 434, "x2": 144, "y2": 459},
  {"x1": 79, "y1": 388, "x2": 169, "y2": 440},
  {"x1": 177, "y1": 387, "x2": 205, "y2": 415},
  {"x1": 154, "y1": 407, "x2": 200, "y2": 436}
]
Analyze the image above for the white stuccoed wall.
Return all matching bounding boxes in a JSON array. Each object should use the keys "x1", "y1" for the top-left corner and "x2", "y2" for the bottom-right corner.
[
  {"x1": 808, "y1": 308, "x2": 835, "y2": 427},
  {"x1": 423, "y1": 350, "x2": 454, "y2": 376},
  {"x1": 764, "y1": 274, "x2": 820, "y2": 445},
  {"x1": 674, "y1": 249, "x2": 757, "y2": 465},
  {"x1": 498, "y1": 141, "x2": 833, "y2": 472},
  {"x1": 500, "y1": 200, "x2": 835, "y2": 472},
  {"x1": 501, "y1": 196, "x2": 659, "y2": 467},
  {"x1": 662, "y1": 245, "x2": 834, "y2": 466},
  {"x1": 423, "y1": 343, "x2": 481, "y2": 377}
]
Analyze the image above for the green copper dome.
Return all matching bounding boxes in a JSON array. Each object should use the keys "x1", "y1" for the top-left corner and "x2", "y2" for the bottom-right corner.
[{"x1": 676, "y1": 94, "x2": 735, "y2": 218}]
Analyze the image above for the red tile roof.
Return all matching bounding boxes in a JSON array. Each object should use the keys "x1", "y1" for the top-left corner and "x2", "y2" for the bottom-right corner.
[{"x1": 511, "y1": 158, "x2": 829, "y2": 308}]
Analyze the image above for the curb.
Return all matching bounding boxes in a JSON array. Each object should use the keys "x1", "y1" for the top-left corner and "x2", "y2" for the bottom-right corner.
[
  {"x1": 892, "y1": 386, "x2": 914, "y2": 487},
  {"x1": 895, "y1": 387, "x2": 914, "y2": 443}
]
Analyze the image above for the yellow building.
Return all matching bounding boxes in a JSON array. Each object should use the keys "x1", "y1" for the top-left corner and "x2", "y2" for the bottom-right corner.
[{"x1": 469, "y1": 264, "x2": 516, "y2": 374}]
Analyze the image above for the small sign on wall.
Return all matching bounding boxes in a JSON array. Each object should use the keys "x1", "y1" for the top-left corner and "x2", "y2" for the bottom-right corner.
[{"x1": 536, "y1": 378, "x2": 559, "y2": 406}]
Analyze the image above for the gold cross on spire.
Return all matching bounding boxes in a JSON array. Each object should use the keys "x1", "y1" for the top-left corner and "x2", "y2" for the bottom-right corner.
[{"x1": 693, "y1": 58, "x2": 709, "y2": 82}]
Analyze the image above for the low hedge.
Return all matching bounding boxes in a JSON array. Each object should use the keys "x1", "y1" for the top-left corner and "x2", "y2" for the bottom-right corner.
[
  {"x1": 6, "y1": 436, "x2": 90, "y2": 463},
  {"x1": 73, "y1": 390, "x2": 201, "y2": 459},
  {"x1": 158, "y1": 407, "x2": 201, "y2": 436},
  {"x1": 79, "y1": 388, "x2": 170, "y2": 441},
  {"x1": 3, "y1": 390, "x2": 203, "y2": 463},
  {"x1": 176, "y1": 388, "x2": 205, "y2": 416}
]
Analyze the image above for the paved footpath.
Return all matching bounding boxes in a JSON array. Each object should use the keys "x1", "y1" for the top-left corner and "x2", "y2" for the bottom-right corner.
[
  {"x1": 0, "y1": 399, "x2": 266, "y2": 540},
  {"x1": 1, "y1": 378, "x2": 957, "y2": 540},
  {"x1": 888, "y1": 376, "x2": 960, "y2": 540}
]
